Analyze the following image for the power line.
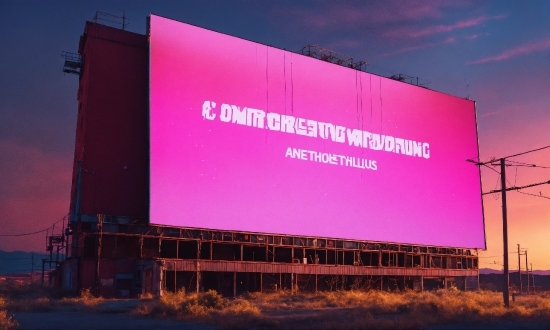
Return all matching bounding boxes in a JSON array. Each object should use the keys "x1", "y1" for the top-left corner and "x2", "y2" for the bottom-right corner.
[
  {"x1": 482, "y1": 178, "x2": 550, "y2": 195},
  {"x1": 0, "y1": 217, "x2": 65, "y2": 237},
  {"x1": 516, "y1": 190, "x2": 550, "y2": 200},
  {"x1": 502, "y1": 159, "x2": 550, "y2": 169},
  {"x1": 470, "y1": 145, "x2": 550, "y2": 166},
  {"x1": 505, "y1": 164, "x2": 550, "y2": 169},
  {"x1": 503, "y1": 145, "x2": 550, "y2": 160}
]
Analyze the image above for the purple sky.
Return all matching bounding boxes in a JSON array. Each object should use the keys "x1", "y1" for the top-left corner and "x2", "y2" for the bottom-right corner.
[{"x1": 1, "y1": 0, "x2": 549, "y2": 270}]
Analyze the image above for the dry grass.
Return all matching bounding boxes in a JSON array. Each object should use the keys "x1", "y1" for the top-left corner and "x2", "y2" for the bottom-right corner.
[
  {"x1": 0, "y1": 297, "x2": 18, "y2": 330},
  {"x1": 2, "y1": 279, "x2": 549, "y2": 329},
  {"x1": 58, "y1": 288, "x2": 103, "y2": 307},
  {"x1": 132, "y1": 289, "x2": 263, "y2": 328},
  {"x1": 132, "y1": 289, "x2": 260, "y2": 317},
  {"x1": 0, "y1": 280, "x2": 103, "y2": 311},
  {"x1": 0, "y1": 281, "x2": 52, "y2": 313},
  {"x1": 0, "y1": 309, "x2": 19, "y2": 330},
  {"x1": 133, "y1": 289, "x2": 550, "y2": 329}
]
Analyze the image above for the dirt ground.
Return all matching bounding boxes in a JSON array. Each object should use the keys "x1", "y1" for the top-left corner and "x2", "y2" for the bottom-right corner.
[
  {"x1": 11, "y1": 299, "x2": 550, "y2": 330},
  {"x1": 13, "y1": 300, "x2": 217, "y2": 330}
]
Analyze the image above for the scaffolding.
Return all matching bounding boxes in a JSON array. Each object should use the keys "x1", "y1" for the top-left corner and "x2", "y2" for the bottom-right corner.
[{"x1": 66, "y1": 217, "x2": 479, "y2": 297}]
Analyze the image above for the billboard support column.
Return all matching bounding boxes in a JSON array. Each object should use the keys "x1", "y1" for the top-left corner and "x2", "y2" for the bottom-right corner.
[
  {"x1": 195, "y1": 260, "x2": 201, "y2": 293},
  {"x1": 315, "y1": 273, "x2": 318, "y2": 294},
  {"x1": 95, "y1": 214, "x2": 103, "y2": 297},
  {"x1": 501, "y1": 158, "x2": 510, "y2": 308},
  {"x1": 233, "y1": 271, "x2": 237, "y2": 297}
]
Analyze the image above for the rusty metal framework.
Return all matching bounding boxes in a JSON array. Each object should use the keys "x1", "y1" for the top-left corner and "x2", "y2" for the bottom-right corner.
[
  {"x1": 92, "y1": 11, "x2": 129, "y2": 30},
  {"x1": 61, "y1": 51, "x2": 82, "y2": 75},
  {"x1": 389, "y1": 73, "x2": 430, "y2": 87},
  {"x1": 300, "y1": 44, "x2": 368, "y2": 72},
  {"x1": 67, "y1": 216, "x2": 479, "y2": 297}
]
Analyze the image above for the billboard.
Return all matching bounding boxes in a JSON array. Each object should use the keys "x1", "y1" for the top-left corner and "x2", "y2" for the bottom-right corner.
[{"x1": 149, "y1": 15, "x2": 485, "y2": 248}]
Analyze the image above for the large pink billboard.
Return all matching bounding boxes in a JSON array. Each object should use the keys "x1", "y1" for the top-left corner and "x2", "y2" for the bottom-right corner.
[{"x1": 149, "y1": 15, "x2": 485, "y2": 248}]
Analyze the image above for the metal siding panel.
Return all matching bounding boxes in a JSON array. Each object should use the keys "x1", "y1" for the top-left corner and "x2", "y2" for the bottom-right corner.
[{"x1": 168, "y1": 259, "x2": 477, "y2": 277}]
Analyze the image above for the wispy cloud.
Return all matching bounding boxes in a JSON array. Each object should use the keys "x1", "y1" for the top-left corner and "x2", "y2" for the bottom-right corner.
[
  {"x1": 464, "y1": 33, "x2": 491, "y2": 42},
  {"x1": 327, "y1": 39, "x2": 363, "y2": 50},
  {"x1": 479, "y1": 109, "x2": 505, "y2": 118},
  {"x1": 443, "y1": 37, "x2": 457, "y2": 44},
  {"x1": 279, "y1": 0, "x2": 469, "y2": 31},
  {"x1": 382, "y1": 36, "x2": 457, "y2": 57},
  {"x1": 465, "y1": 34, "x2": 481, "y2": 40},
  {"x1": 385, "y1": 14, "x2": 507, "y2": 38},
  {"x1": 468, "y1": 37, "x2": 550, "y2": 64},
  {"x1": 382, "y1": 42, "x2": 436, "y2": 57}
]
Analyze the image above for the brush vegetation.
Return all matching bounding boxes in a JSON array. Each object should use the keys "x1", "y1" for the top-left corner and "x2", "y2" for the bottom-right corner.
[
  {"x1": 1, "y1": 279, "x2": 549, "y2": 329},
  {"x1": 132, "y1": 289, "x2": 261, "y2": 328},
  {"x1": 0, "y1": 279, "x2": 105, "y2": 329},
  {"x1": 133, "y1": 288, "x2": 550, "y2": 329}
]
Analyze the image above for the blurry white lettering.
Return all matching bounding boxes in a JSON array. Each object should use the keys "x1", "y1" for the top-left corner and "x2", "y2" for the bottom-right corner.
[{"x1": 206, "y1": 100, "x2": 431, "y2": 160}]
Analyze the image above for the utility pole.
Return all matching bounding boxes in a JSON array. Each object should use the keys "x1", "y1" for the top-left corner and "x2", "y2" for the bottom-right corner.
[
  {"x1": 530, "y1": 263, "x2": 535, "y2": 293},
  {"x1": 500, "y1": 159, "x2": 510, "y2": 307},
  {"x1": 525, "y1": 251, "x2": 529, "y2": 294},
  {"x1": 468, "y1": 146, "x2": 550, "y2": 308},
  {"x1": 517, "y1": 244, "x2": 522, "y2": 294}
]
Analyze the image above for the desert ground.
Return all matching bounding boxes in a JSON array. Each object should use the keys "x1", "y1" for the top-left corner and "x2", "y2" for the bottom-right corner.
[{"x1": 2, "y1": 280, "x2": 550, "y2": 330}]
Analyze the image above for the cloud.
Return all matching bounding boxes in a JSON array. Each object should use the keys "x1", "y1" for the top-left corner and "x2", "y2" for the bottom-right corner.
[
  {"x1": 468, "y1": 37, "x2": 550, "y2": 64},
  {"x1": 381, "y1": 35, "x2": 457, "y2": 57},
  {"x1": 479, "y1": 109, "x2": 505, "y2": 118},
  {"x1": 465, "y1": 34, "x2": 481, "y2": 40},
  {"x1": 382, "y1": 42, "x2": 436, "y2": 57},
  {"x1": 279, "y1": 0, "x2": 469, "y2": 31},
  {"x1": 443, "y1": 37, "x2": 457, "y2": 44},
  {"x1": 327, "y1": 39, "x2": 363, "y2": 50},
  {"x1": 384, "y1": 14, "x2": 507, "y2": 38}
]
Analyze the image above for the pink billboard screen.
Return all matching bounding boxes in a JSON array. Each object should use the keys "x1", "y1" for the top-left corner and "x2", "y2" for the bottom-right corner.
[{"x1": 149, "y1": 15, "x2": 485, "y2": 248}]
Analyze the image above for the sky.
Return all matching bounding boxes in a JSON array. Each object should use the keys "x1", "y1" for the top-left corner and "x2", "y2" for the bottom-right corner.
[{"x1": 1, "y1": 0, "x2": 549, "y2": 271}]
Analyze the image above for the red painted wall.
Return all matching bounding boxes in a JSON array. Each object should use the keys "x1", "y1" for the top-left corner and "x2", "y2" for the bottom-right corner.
[{"x1": 70, "y1": 22, "x2": 148, "y2": 220}]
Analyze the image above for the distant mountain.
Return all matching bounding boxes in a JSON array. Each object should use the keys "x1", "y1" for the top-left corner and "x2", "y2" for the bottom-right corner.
[
  {"x1": 0, "y1": 250, "x2": 63, "y2": 275},
  {"x1": 479, "y1": 268, "x2": 550, "y2": 276},
  {"x1": 479, "y1": 272, "x2": 550, "y2": 291},
  {"x1": 479, "y1": 268, "x2": 502, "y2": 274},
  {"x1": 532, "y1": 270, "x2": 550, "y2": 276}
]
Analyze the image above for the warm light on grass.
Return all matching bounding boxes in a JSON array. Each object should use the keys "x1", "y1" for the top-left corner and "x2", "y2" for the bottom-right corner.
[
  {"x1": 133, "y1": 289, "x2": 550, "y2": 329},
  {"x1": 58, "y1": 288, "x2": 103, "y2": 307},
  {"x1": 1, "y1": 279, "x2": 549, "y2": 329},
  {"x1": 0, "y1": 309, "x2": 19, "y2": 330}
]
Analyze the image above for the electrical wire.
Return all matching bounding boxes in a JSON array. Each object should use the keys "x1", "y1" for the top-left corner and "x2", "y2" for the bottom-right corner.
[
  {"x1": 0, "y1": 217, "x2": 65, "y2": 237},
  {"x1": 505, "y1": 163, "x2": 550, "y2": 169},
  {"x1": 516, "y1": 190, "x2": 550, "y2": 200},
  {"x1": 504, "y1": 145, "x2": 550, "y2": 159}
]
